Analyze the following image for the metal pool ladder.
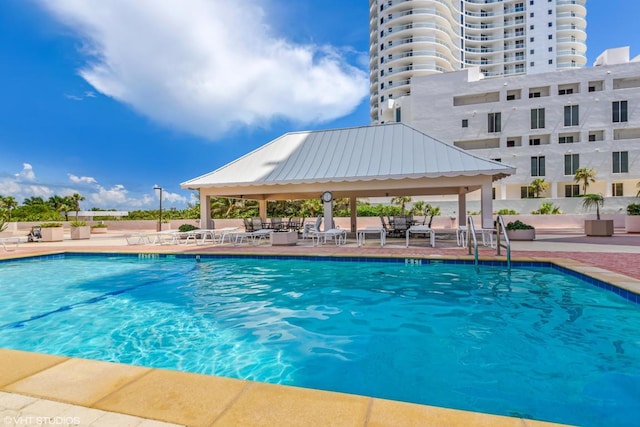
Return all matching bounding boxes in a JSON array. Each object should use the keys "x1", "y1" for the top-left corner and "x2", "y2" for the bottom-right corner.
[
  {"x1": 467, "y1": 215, "x2": 480, "y2": 272},
  {"x1": 467, "y1": 215, "x2": 511, "y2": 272},
  {"x1": 495, "y1": 215, "x2": 512, "y2": 272}
]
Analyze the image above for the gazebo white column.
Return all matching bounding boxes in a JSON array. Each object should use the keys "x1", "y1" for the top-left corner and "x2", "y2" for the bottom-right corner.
[
  {"x1": 199, "y1": 193, "x2": 211, "y2": 229},
  {"x1": 481, "y1": 181, "x2": 493, "y2": 229},
  {"x1": 323, "y1": 201, "x2": 333, "y2": 231}
]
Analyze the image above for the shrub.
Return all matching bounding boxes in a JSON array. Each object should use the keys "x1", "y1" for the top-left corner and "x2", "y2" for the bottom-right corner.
[
  {"x1": 496, "y1": 208, "x2": 518, "y2": 215},
  {"x1": 41, "y1": 222, "x2": 63, "y2": 228},
  {"x1": 91, "y1": 223, "x2": 108, "y2": 228},
  {"x1": 178, "y1": 224, "x2": 199, "y2": 232},
  {"x1": 70, "y1": 220, "x2": 87, "y2": 227},
  {"x1": 506, "y1": 220, "x2": 534, "y2": 230},
  {"x1": 626, "y1": 203, "x2": 640, "y2": 216},
  {"x1": 532, "y1": 202, "x2": 562, "y2": 215}
]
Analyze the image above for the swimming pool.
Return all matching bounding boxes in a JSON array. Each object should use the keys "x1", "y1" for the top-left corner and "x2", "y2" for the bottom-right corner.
[{"x1": 1, "y1": 253, "x2": 639, "y2": 426}]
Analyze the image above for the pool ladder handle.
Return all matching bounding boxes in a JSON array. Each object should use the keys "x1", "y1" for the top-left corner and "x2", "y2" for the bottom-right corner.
[
  {"x1": 495, "y1": 215, "x2": 512, "y2": 272},
  {"x1": 466, "y1": 216, "x2": 480, "y2": 272},
  {"x1": 466, "y1": 215, "x2": 511, "y2": 272}
]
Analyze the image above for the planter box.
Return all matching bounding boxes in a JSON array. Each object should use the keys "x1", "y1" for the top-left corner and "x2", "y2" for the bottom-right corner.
[
  {"x1": 91, "y1": 227, "x2": 108, "y2": 234},
  {"x1": 41, "y1": 227, "x2": 64, "y2": 242},
  {"x1": 506, "y1": 229, "x2": 535, "y2": 241},
  {"x1": 271, "y1": 231, "x2": 298, "y2": 246},
  {"x1": 71, "y1": 226, "x2": 91, "y2": 240},
  {"x1": 585, "y1": 219, "x2": 614, "y2": 237},
  {"x1": 625, "y1": 216, "x2": 640, "y2": 233}
]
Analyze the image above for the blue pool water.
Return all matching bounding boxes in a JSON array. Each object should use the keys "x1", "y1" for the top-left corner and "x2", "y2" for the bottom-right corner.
[{"x1": 1, "y1": 254, "x2": 639, "y2": 426}]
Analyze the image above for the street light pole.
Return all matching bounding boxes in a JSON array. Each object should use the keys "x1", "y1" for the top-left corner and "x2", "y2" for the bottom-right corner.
[{"x1": 153, "y1": 186, "x2": 163, "y2": 232}]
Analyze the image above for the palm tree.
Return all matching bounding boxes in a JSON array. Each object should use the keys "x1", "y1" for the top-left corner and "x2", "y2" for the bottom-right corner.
[
  {"x1": 391, "y1": 196, "x2": 412, "y2": 215},
  {"x1": 574, "y1": 167, "x2": 596, "y2": 195},
  {"x1": 582, "y1": 193, "x2": 604, "y2": 220},
  {"x1": 0, "y1": 196, "x2": 18, "y2": 222},
  {"x1": 48, "y1": 195, "x2": 71, "y2": 220},
  {"x1": 66, "y1": 193, "x2": 85, "y2": 221},
  {"x1": 529, "y1": 178, "x2": 550, "y2": 198},
  {"x1": 424, "y1": 204, "x2": 441, "y2": 227},
  {"x1": 636, "y1": 181, "x2": 640, "y2": 198}
]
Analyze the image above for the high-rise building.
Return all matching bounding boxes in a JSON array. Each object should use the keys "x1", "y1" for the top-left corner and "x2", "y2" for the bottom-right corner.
[{"x1": 369, "y1": 0, "x2": 587, "y2": 123}]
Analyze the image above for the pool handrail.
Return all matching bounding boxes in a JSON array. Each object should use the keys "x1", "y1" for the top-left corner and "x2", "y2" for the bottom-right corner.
[
  {"x1": 495, "y1": 215, "x2": 512, "y2": 271},
  {"x1": 467, "y1": 215, "x2": 479, "y2": 271}
]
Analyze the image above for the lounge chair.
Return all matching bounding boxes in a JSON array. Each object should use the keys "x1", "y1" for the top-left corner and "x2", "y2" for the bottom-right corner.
[
  {"x1": 406, "y1": 225, "x2": 435, "y2": 247},
  {"x1": 1, "y1": 236, "x2": 20, "y2": 251},
  {"x1": 311, "y1": 228, "x2": 347, "y2": 246},
  {"x1": 233, "y1": 228, "x2": 273, "y2": 245},
  {"x1": 270, "y1": 217, "x2": 284, "y2": 231}
]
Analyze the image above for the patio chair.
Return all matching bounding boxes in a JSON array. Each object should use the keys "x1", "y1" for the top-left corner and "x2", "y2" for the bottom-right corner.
[
  {"x1": 27, "y1": 226, "x2": 42, "y2": 242},
  {"x1": 302, "y1": 215, "x2": 322, "y2": 239},
  {"x1": 270, "y1": 217, "x2": 284, "y2": 231},
  {"x1": 391, "y1": 216, "x2": 409, "y2": 237},
  {"x1": 252, "y1": 217, "x2": 264, "y2": 230},
  {"x1": 243, "y1": 218, "x2": 254, "y2": 232},
  {"x1": 287, "y1": 217, "x2": 304, "y2": 233}
]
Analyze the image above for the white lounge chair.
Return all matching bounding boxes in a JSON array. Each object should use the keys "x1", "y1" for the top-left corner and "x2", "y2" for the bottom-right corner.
[
  {"x1": 405, "y1": 225, "x2": 435, "y2": 248},
  {"x1": 0, "y1": 237, "x2": 20, "y2": 251},
  {"x1": 233, "y1": 229, "x2": 273, "y2": 245},
  {"x1": 311, "y1": 228, "x2": 347, "y2": 246}
]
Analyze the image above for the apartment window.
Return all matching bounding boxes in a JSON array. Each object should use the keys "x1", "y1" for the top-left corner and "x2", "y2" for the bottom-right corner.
[
  {"x1": 507, "y1": 140, "x2": 516, "y2": 147},
  {"x1": 559, "y1": 136, "x2": 574, "y2": 144},
  {"x1": 530, "y1": 49, "x2": 535, "y2": 54},
  {"x1": 521, "y1": 186, "x2": 536, "y2": 198},
  {"x1": 548, "y1": 22, "x2": 552, "y2": 27},
  {"x1": 531, "y1": 108, "x2": 545, "y2": 129},
  {"x1": 395, "y1": 107, "x2": 402, "y2": 122},
  {"x1": 530, "y1": 62, "x2": 535, "y2": 67},
  {"x1": 530, "y1": 37, "x2": 535, "y2": 42},
  {"x1": 588, "y1": 134, "x2": 596, "y2": 142},
  {"x1": 529, "y1": 138, "x2": 541, "y2": 146},
  {"x1": 548, "y1": 9, "x2": 552, "y2": 14},
  {"x1": 564, "y1": 153, "x2": 579, "y2": 175},
  {"x1": 548, "y1": 34, "x2": 553, "y2": 39},
  {"x1": 548, "y1": 47, "x2": 553, "y2": 52},
  {"x1": 529, "y1": 92, "x2": 541, "y2": 98},
  {"x1": 530, "y1": 0, "x2": 534, "y2": 4},
  {"x1": 613, "y1": 151, "x2": 629, "y2": 173},
  {"x1": 548, "y1": 59, "x2": 553, "y2": 64},
  {"x1": 492, "y1": 158, "x2": 502, "y2": 162},
  {"x1": 530, "y1": 25, "x2": 535, "y2": 30},
  {"x1": 462, "y1": 119, "x2": 468, "y2": 128},
  {"x1": 559, "y1": 88, "x2": 573, "y2": 95},
  {"x1": 530, "y1": 12, "x2": 534, "y2": 17},
  {"x1": 565, "y1": 184, "x2": 580, "y2": 197},
  {"x1": 612, "y1": 183, "x2": 624, "y2": 197},
  {"x1": 564, "y1": 105, "x2": 579, "y2": 126},
  {"x1": 531, "y1": 156, "x2": 546, "y2": 176},
  {"x1": 612, "y1": 101, "x2": 628, "y2": 123},
  {"x1": 488, "y1": 112, "x2": 501, "y2": 133},
  {"x1": 507, "y1": 94, "x2": 516, "y2": 100}
]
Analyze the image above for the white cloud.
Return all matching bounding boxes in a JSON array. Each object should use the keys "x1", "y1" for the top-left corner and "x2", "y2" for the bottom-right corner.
[
  {"x1": 15, "y1": 163, "x2": 36, "y2": 181},
  {"x1": 38, "y1": 0, "x2": 368, "y2": 140},
  {"x1": 1, "y1": 164, "x2": 189, "y2": 210},
  {"x1": 68, "y1": 173, "x2": 97, "y2": 184},
  {"x1": 90, "y1": 184, "x2": 155, "y2": 208}
]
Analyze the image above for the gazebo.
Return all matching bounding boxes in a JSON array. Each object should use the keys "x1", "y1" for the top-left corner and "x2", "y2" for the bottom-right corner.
[{"x1": 181, "y1": 123, "x2": 515, "y2": 231}]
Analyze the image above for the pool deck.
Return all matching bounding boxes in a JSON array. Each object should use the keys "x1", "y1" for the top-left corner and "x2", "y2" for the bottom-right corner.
[{"x1": 2, "y1": 228, "x2": 639, "y2": 426}]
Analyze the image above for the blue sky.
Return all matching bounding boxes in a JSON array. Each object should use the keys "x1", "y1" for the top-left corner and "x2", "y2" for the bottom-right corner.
[{"x1": 0, "y1": 0, "x2": 637, "y2": 210}]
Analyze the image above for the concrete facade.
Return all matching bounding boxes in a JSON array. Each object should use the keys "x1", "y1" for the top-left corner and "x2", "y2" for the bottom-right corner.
[{"x1": 390, "y1": 47, "x2": 640, "y2": 205}]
